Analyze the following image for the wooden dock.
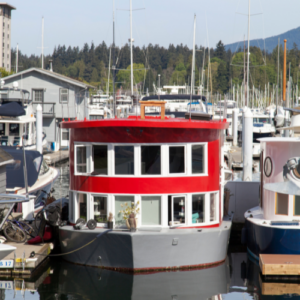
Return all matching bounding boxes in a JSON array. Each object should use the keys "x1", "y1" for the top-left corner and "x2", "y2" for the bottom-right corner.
[
  {"x1": 260, "y1": 276, "x2": 300, "y2": 295},
  {"x1": 44, "y1": 150, "x2": 69, "y2": 165},
  {"x1": 260, "y1": 254, "x2": 300, "y2": 276},
  {"x1": 0, "y1": 242, "x2": 53, "y2": 278},
  {"x1": 225, "y1": 146, "x2": 259, "y2": 170}
]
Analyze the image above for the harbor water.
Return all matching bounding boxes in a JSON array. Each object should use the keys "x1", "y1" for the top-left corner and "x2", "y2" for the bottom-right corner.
[{"x1": 1, "y1": 250, "x2": 297, "y2": 299}]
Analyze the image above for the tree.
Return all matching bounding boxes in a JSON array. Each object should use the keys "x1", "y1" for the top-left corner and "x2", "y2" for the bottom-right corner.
[{"x1": 215, "y1": 41, "x2": 226, "y2": 61}]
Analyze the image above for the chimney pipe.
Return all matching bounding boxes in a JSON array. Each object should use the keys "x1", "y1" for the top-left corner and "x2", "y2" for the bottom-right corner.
[{"x1": 49, "y1": 59, "x2": 53, "y2": 72}]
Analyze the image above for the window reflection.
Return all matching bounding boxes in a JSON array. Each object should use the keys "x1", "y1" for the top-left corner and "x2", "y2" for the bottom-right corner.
[
  {"x1": 93, "y1": 196, "x2": 107, "y2": 223},
  {"x1": 115, "y1": 146, "x2": 134, "y2": 175},
  {"x1": 141, "y1": 146, "x2": 161, "y2": 175},
  {"x1": 169, "y1": 146, "x2": 185, "y2": 173},
  {"x1": 192, "y1": 145, "x2": 204, "y2": 174},
  {"x1": 192, "y1": 194, "x2": 205, "y2": 223},
  {"x1": 76, "y1": 146, "x2": 87, "y2": 173},
  {"x1": 93, "y1": 145, "x2": 107, "y2": 175}
]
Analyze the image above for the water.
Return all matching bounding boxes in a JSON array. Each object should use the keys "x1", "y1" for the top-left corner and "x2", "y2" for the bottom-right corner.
[
  {"x1": 1, "y1": 250, "x2": 298, "y2": 299},
  {"x1": 52, "y1": 160, "x2": 70, "y2": 200}
]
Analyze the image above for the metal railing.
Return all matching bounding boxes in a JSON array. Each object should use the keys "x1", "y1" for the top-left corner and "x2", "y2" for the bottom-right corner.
[{"x1": 33, "y1": 102, "x2": 56, "y2": 117}]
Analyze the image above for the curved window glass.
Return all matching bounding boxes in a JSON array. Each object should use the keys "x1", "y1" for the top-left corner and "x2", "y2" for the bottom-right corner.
[
  {"x1": 141, "y1": 146, "x2": 161, "y2": 175},
  {"x1": 192, "y1": 145, "x2": 204, "y2": 174},
  {"x1": 169, "y1": 146, "x2": 185, "y2": 173},
  {"x1": 115, "y1": 146, "x2": 134, "y2": 175}
]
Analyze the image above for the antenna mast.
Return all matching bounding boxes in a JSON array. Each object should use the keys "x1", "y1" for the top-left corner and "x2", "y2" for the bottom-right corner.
[
  {"x1": 113, "y1": 0, "x2": 116, "y2": 117},
  {"x1": 16, "y1": 43, "x2": 18, "y2": 73},
  {"x1": 246, "y1": 0, "x2": 251, "y2": 107},
  {"x1": 41, "y1": 17, "x2": 44, "y2": 69}
]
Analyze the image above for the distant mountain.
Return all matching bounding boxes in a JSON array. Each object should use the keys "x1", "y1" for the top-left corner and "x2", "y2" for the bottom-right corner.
[{"x1": 225, "y1": 27, "x2": 300, "y2": 53}]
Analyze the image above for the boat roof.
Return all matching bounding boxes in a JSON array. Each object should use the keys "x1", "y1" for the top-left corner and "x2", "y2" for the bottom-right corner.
[
  {"x1": 258, "y1": 137, "x2": 300, "y2": 142},
  {"x1": 60, "y1": 115, "x2": 229, "y2": 130},
  {"x1": 142, "y1": 95, "x2": 207, "y2": 102}
]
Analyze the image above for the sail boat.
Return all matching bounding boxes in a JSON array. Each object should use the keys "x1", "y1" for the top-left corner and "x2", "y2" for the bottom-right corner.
[{"x1": 141, "y1": 15, "x2": 208, "y2": 117}]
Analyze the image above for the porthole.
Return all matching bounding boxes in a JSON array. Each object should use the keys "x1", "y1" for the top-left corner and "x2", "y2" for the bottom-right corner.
[{"x1": 264, "y1": 157, "x2": 272, "y2": 177}]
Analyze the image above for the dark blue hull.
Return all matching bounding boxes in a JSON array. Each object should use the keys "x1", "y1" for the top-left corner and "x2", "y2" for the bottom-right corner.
[
  {"x1": 252, "y1": 132, "x2": 272, "y2": 143},
  {"x1": 245, "y1": 219, "x2": 300, "y2": 260}
]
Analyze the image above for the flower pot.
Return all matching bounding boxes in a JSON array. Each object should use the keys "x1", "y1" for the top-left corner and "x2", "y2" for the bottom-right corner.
[
  {"x1": 107, "y1": 221, "x2": 113, "y2": 229},
  {"x1": 126, "y1": 218, "x2": 137, "y2": 230}
]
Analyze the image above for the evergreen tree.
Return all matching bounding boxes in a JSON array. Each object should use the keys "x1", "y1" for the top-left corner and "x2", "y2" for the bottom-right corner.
[{"x1": 215, "y1": 41, "x2": 226, "y2": 61}]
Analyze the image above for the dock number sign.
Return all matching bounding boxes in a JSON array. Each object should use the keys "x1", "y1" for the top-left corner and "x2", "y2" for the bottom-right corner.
[{"x1": 0, "y1": 260, "x2": 14, "y2": 268}]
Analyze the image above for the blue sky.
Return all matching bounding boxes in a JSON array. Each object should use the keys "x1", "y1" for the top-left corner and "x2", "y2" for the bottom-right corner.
[{"x1": 10, "y1": 0, "x2": 300, "y2": 56}]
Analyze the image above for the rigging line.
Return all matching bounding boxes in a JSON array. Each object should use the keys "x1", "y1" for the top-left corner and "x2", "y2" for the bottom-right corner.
[{"x1": 235, "y1": 12, "x2": 263, "y2": 16}]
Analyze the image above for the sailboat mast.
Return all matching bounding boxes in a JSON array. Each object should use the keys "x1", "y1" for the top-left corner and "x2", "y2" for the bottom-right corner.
[
  {"x1": 130, "y1": 0, "x2": 134, "y2": 96},
  {"x1": 16, "y1": 43, "x2": 18, "y2": 73},
  {"x1": 189, "y1": 14, "x2": 196, "y2": 118},
  {"x1": 276, "y1": 38, "x2": 279, "y2": 112},
  {"x1": 246, "y1": 0, "x2": 251, "y2": 107},
  {"x1": 113, "y1": 0, "x2": 116, "y2": 117},
  {"x1": 41, "y1": 17, "x2": 44, "y2": 69}
]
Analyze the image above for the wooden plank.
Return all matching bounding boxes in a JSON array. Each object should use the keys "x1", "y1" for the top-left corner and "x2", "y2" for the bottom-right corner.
[
  {"x1": 261, "y1": 281, "x2": 300, "y2": 295},
  {"x1": 260, "y1": 254, "x2": 300, "y2": 275}
]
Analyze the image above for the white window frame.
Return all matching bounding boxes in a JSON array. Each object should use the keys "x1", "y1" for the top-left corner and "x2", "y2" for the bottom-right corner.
[
  {"x1": 188, "y1": 142, "x2": 208, "y2": 176},
  {"x1": 91, "y1": 194, "x2": 108, "y2": 227},
  {"x1": 169, "y1": 194, "x2": 187, "y2": 227},
  {"x1": 167, "y1": 144, "x2": 187, "y2": 176},
  {"x1": 91, "y1": 144, "x2": 109, "y2": 176},
  {"x1": 74, "y1": 191, "x2": 90, "y2": 222},
  {"x1": 59, "y1": 88, "x2": 69, "y2": 103},
  {"x1": 112, "y1": 144, "x2": 136, "y2": 177},
  {"x1": 74, "y1": 143, "x2": 92, "y2": 175}
]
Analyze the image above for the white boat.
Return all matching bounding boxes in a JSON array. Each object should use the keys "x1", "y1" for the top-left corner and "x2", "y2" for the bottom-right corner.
[
  {"x1": 0, "y1": 85, "x2": 47, "y2": 150},
  {"x1": 0, "y1": 244, "x2": 16, "y2": 260},
  {"x1": 244, "y1": 137, "x2": 300, "y2": 260},
  {"x1": 3, "y1": 146, "x2": 59, "y2": 213},
  {"x1": 238, "y1": 113, "x2": 275, "y2": 144},
  {"x1": 213, "y1": 100, "x2": 240, "y2": 136}
]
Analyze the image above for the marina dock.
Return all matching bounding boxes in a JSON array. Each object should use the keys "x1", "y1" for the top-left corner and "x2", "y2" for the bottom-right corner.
[
  {"x1": 44, "y1": 150, "x2": 69, "y2": 165},
  {"x1": 225, "y1": 146, "x2": 259, "y2": 170},
  {"x1": 0, "y1": 242, "x2": 52, "y2": 278},
  {"x1": 260, "y1": 254, "x2": 300, "y2": 276}
]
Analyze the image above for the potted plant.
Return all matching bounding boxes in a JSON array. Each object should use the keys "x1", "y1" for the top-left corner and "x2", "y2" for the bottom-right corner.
[
  {"x1": 107, "y1": 212, "x2": 114, "y2": 229},
  {"x1": 119, "y1": 201, "x2": 140, "y2": 231}
]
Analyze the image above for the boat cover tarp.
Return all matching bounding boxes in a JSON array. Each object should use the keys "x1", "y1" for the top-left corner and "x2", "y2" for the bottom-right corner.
[
  {"x1": 142, "y1": 94, "x2": 207, "y2": 102},
  {"x1": 1, "y1": 146, "x2": 43, "y2": 188},
  {"x1": 0, "y1": 102, "x2": 25, "y2": 117}
]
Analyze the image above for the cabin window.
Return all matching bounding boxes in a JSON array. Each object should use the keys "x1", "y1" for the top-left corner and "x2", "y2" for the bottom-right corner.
[
  {"x1": 275, "y1": 193, "x2": 289, "y2": 215},
  {"x1": 32, "y1": 89, "x2": 44, "y2": 102},
  {"x1": 210, "y1": 193, "x2": 217, "y2": 221},
  {"x1": 76, "y1": 146, "x2": 87, "y2": 173},
  {"x1": 192, "y1": 194, "x2": 205, "y2": 223},
  {"x1": 62, "y1": 129, "x2": 69, "y2": 141},
  {"x1": 294, "y1": 196, "x2": 300, "y2": 216},
  {"x1": 93, "y1": 145, "x2": 107, "y2": 175},
  {"x1": 141, "y1": 146, "x2": 161, "y2": 175},
  {"x1": 169, "y1": 146, "x2": 185, "y2": 174},
  {"x1": 115, "y1": 196, "x2": 134, "y2": 227},
  {"x1": 9, "y1": 123, "x2": 19, "y2": 136},
  {"x1": 93, "y1": 196, "x2": 107, "y2": 223},
  {"x1": 78, "y1": 193, "x2": 87, "y2": 221},
  {"x1": 170, "y1": 196, "x2": 186, "y2": 225},
  {"x1": 115, "y1": 146, "x2": 134, "y2": 175},
  {"x1": 192, "y1": 145, "x2": 204, "y2": 174},
  {"x1": 60, "y1": 88, "x2": 69, "y2": 103},
  {"x1": 0, "y1": 123, "x2": 5, "y2": 135},
  {"x1": 141, "y1": 196, "x2": 161, "y2": 225}
]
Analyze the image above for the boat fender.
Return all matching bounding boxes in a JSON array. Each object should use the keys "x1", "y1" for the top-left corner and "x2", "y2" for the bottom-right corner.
[
  {"x1": 87, "y1": 219, "x2": 97, "y2": 230},
  {"x1": 241, "y1": 227, "x2": 247, "y2": 245},
  {"x1": 73, "y1": 218, "x2": 86, "y2": 230}
]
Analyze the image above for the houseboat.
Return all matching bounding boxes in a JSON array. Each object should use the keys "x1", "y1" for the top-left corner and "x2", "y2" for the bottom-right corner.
[
  {"x1": 244, "y1": 137, "x2": 300, "y2": 260},
  {"x1": 0, "y1": 85, "x2": 47, "y2": 150},
  {"x1": 59, "y1": 102, "x2": 232, "y2": 272}
]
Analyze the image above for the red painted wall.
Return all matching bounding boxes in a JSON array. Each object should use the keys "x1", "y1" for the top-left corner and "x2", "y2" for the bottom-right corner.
[{"x1": 68, "y1": 126, "x2": 221, "y2": 195}]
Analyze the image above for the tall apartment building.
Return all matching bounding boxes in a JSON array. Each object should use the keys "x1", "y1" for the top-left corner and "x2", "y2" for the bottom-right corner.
[{"x1": 0, "y1": 3, "x2": 15, "y2": 72}]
